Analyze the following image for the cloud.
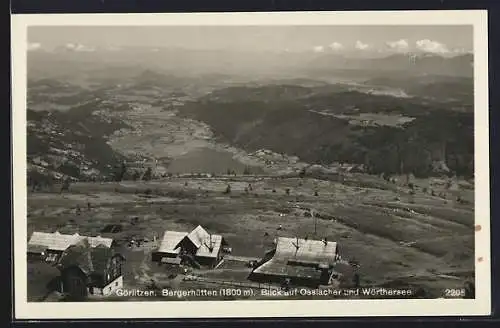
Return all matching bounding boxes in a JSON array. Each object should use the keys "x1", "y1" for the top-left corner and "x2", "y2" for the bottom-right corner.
[
  {"x1": 386, "y1": 39, "x2": 409, "y2": 52},
  {"x1": 27, "y1": 42, "x2": 41, "y2": 51},
  {"x1": 313, "y1": 45, "x2": 325, "y2": 53},
  {"x1": 452, "y1": 47, "x2": 472, "y2": 55},
  {"x1": 415, "y1": 39, "x2": 449, "y2": 54},
  {"x1": 355, "y1": 41, "x2": 369, "y2": 50},
  {"x1": 65, "y1": 43, "x2": 95, "y2": 52},
  {"x1": 328, "y1": 42, "x2": 344, "y2": 51}
]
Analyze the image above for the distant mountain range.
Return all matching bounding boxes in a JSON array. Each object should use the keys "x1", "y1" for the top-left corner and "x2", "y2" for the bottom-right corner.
[
  {"x1": 28, "y1": 47, "x2": 473, "y2": 78},
  {"x1": 309, "y1": 52, "x2": 473, "y2": 77}
]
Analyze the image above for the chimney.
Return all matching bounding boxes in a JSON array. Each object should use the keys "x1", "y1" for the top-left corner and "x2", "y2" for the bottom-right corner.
[{"x1": 208, "y1": 234, "x2": 214, "y2": 252}]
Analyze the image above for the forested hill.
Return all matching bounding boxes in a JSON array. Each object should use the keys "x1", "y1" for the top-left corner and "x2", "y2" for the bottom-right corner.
[
  {"x1": 27, "y1": 99, "x2": 128, "y2": 183},
  {"x1": 179, "y1": 84, "x2": 474, "y2": 178}
]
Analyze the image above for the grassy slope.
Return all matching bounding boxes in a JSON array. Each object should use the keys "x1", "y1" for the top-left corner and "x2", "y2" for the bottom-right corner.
[{"x1": 27, "y1": 174, "x2": 474, "y2": 300}]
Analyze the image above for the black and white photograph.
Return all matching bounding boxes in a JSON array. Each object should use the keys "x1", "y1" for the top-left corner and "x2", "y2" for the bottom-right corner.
[{"x1": 11, "y1": 11, "x2": 490, "y2": 318}]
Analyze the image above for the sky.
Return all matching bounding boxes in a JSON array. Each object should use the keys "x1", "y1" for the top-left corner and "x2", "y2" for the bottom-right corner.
[{"x1": 28, "y1": 25, "x2": 473, "y2": 55}]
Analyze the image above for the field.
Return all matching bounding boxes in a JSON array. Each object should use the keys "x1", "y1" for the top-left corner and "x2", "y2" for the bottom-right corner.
[{"x1": 27, "y1": 171, "x2": 474, "y2": 301}]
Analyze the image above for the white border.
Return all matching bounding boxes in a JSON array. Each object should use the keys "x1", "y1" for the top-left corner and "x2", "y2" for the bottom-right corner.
[{"x1": 11, "y1": 10, "x2": 490, "y2": 319}]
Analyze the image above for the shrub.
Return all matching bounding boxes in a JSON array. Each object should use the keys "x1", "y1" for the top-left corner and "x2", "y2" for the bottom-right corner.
[{"x1": 142, "y1": 167, "x2": 152, "y2": 181}]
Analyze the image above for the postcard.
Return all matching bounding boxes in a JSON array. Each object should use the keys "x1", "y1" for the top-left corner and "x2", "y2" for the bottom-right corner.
[{"x1": 11, "y1": 10, "x2": 490, "y2": 319}]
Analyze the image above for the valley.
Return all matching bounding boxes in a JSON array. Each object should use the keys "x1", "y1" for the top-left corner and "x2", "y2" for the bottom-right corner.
[{"x1": 25, "y1": 46, "x2": 476, "y2": 301}]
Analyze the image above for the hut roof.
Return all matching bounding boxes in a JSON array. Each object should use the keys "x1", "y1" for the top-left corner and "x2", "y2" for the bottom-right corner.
[
  {"x1": 254, "y1": 261, "x2": 324, "y2": 280},
  {"x1": 28, "y1": 231, "x2": 77, "y2": 251},
  {"x1": 155, "y1": 225, "x2": 224, "y2": 258},
  {"x1": 27, "y1": 244, "x2": 48, "y2": 254},
  {"x1": 157, "y1": 231, "x2": 188, "y2": 254},
  {"x1": 275, "y1": 237, "x2": 337, "y2": 264},
  {"x1": 57, "y1": 239, "x2": 122, "y2": 277},
  {"x1": 195, "y1": 234, "x2": 223, "y2": 258},
  {"x1": 86, "y1": 235, "x2": 113, "y2": 248},
  {"x1": 252, "y1": 236, "x2": 337, "y2": 279},
  {"x1": 186, "y1": 225, "x2": 210, "y2": 249},
  {"x1": 28, "y1": 231, "x2": 113, "y2": 251}
]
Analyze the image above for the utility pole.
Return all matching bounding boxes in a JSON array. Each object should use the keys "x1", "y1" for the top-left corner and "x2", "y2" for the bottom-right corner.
[{"x1": 312, "y1": 209, "x2": 317, "y2": 238}]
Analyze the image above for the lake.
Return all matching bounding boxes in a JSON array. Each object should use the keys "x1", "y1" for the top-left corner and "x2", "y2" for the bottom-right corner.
[{"x1": 167, "y1": 147, "x2": 263, "y2": 175}]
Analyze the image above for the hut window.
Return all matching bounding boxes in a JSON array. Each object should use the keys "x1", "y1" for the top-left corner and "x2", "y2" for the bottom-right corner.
[{"x1": 45, "y1": 253, "x2": 58, "y2": 262}]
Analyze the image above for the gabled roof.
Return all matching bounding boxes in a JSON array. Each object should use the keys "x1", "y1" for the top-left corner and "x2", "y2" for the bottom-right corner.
[
  {"x1": 155, "y1": 225, "x2": 224, "y2": 258},
  {"x1": 156, "y1": 231, "x2": 188, "y2": 254},
  {"x1": 28, "y1": 231, "x2": 113, "y2": 251},
  {"x1": 195, "y1": 233, "x2": 223, "y2": 258},
  {"x1": 252, "y1": 236, "x2": 338, "y2": 279},
  {"x1": 186, "y1": 225, "x2": 210, "y2": 249},
  {"x1": 57, "y1": 239, "x2": 121, "y2": 277}
]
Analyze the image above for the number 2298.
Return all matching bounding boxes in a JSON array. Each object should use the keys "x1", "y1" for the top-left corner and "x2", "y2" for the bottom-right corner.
[{"x1": 444, "y1": 289, "x2": 466, "y2": 297}]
